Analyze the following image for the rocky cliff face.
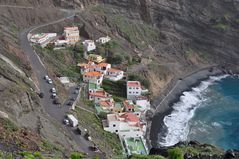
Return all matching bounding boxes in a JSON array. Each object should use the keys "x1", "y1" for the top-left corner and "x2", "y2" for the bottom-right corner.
[{"x1": 102, "y1": 0, "x2": 239, "y2": 68}]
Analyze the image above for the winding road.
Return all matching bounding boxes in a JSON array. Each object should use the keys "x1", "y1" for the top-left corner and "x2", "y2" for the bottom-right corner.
[{"x1": 1, "y1": 4, "x2": 101, "y2": 157}]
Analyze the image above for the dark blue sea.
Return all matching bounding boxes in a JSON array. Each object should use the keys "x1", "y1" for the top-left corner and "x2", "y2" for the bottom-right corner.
[{"x1": 159, "y1": 75, "x2": 239, "y2": 150}]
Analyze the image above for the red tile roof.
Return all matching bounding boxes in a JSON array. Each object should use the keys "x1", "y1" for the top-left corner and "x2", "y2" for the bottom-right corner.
[
  {"x1": 97, "y1": 63, "x2": 110, "y2": 67},
  {"x1": 84, "y1": 71, "x2": 102, "y2": 77},
  {"x1": 99, "y1": 100, "x2": 113, "y2": 107},
  {"x1": 127, "y1": 81, "x2": 141, "y2": 87},
  {"x1": 123, "y1": 100, "x2": 135, "y2": 109},
  {"x1": 119, "y1": 113, "x2": 139, "y2": 123},
  {"x1": 107, "y1": 68, "x2": 123, "y2": 73},
  {"x1": 89, "y1": 90, "x2": 109, "y2": 98}
]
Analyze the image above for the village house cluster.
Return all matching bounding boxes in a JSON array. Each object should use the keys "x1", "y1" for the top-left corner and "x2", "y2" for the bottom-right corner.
[
  {"x1": 29, "y1": 26, "x2": 110, "y2": 50},
  {"x1": 78, "y1": 60, "x2": 150, "y2": 155},
  {"x1": 30, "y1": 25, "x2": 150, "y2": 156}
]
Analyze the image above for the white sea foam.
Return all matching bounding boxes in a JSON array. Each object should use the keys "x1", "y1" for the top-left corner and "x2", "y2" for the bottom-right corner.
[{"x1": 158, "y1": 75, "x2": 229, "y2": 147}]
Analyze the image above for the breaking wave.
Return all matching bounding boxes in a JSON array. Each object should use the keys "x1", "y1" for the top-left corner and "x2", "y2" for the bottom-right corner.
[{"x1": 158, "y1": 75, "x2": 229, "y2": 147}]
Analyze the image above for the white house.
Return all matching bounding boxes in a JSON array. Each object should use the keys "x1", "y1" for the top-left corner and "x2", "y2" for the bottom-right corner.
[
  {"x1": 83, "y1": 40, "x2": 96, "y2": 52},
  {"x1": 89, "y1": 90, "x2": 112, "y2": 103},
  {"x1": 105, "y1": 68, "x2": 124, "y2": 81},
  {"x1": 96, "y1": 36, "x2": 111, "y2": 44},
  {"x1": 63, "y1": 26, "x2": 80, "y2": 44},
  {"x1": 77, "y1": 61, "x2": 96, "y2": 74},
  {"x1": 54, "y1": 39, "x2": 68, "y2": 47},
  {"x1": 95, "y1": 63, "x2": 111, "y2": 75},
  {"x1": 127, "y1": 81, "x2": 142, "y2": 100},
  {"x1": 135, "y1": 97, "x2": 150, "y2": 112},
  {"x1": 103, "y1": 112, "x2": 146, "y2": 138},
  {"x1": 83, "y1": 71, "x2": 103, "y2": 85}
]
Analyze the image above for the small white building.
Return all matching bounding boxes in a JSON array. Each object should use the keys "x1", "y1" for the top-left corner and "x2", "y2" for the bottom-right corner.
[
  {"x1": 83, "y1": 40, "x2": 96, "y2": 52},
  {"x1": 103, "y1": 112, "x2": 146, "y2": 138},
  {"x1": 30, "y1": 33, "x2": 57, "y2": 47},
  {"x1": 127, "y1": 81, "x2": 142, "y2": 100},
  {"x1": 63, "y1": 26, "x2": 80, "y2": 45},
  {"x1": 96, "y1": 36, "x2": 111, "y2": 44},
  {"x1": 105, "y1": 68, "x2": 124, "y2": 81},
  {"x1": 83, "y1": 71, "x2": 103, "y2": 85},
  {"x1": 135, "y1": 97, "x2": 150, "y2": 112},
  {"x1": 54, "y1": 39, "x2": 68, "y2": 47},
  {"x1": 95, "y1": 63, "x2": 111, "y2": 75},
  {"x1": 89, "y1": 90, "x2": 112, "y2": 103}
]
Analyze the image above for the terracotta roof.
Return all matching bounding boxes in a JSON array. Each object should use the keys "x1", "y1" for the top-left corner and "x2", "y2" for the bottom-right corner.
[
  {"x1": 123, "y1": 100, "x2": 135, "y2": 109},
  {"x1": 99, "y1": 100, "x2": 113, "y2": 107},
  {"x1": 84, "y1": 71, "x2": 102, "y2": 77},
  {"x1": 97, "y1": 63, "x2": 110, "y2": 67},
  {"x1": 120, "y1": 113, "x2": 139, "y2": 123},
  {"x1": 127, "y1": 81, "x2": 141, "y2": 87},
  {"x1": 78, "y1": 61, "x2": 96, "y2": 68},
  {"x1": 107, "y1": 68, "x2": 123, "y2": 73},
  {"x1": 89, "y1": 90, "x2": 109, "y2": 98}
]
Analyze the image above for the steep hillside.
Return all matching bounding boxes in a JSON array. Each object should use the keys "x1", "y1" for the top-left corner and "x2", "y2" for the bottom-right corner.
[
  {"x1": 1, "y1": 0, "x2": 239, "y2": 157},
  {"x1": 0, "y1": 5, "x2": 79, "y2": 155}
]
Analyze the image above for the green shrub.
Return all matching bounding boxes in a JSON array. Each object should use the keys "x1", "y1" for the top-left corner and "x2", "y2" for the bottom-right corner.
[
  {"x1": 70, "y1": 152, "x2": 85, "y2": 159},
  {"x1": 168, "y1": 147, "x2": 184, "y2": 159},
  {"x1": 33, "y1": 152, "x2": 42, "y2": 158},
  {"x1": 1, "y1": 118, "x2": 18, "y2": 132},
  {"x1": 107, "y1": 53, "x2": 124, "y2": 65}
]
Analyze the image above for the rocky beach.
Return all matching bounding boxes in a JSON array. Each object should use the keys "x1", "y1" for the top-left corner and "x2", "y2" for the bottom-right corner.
[{"x1": 147, "y1": 66, "x2": 224, "y2": 148}]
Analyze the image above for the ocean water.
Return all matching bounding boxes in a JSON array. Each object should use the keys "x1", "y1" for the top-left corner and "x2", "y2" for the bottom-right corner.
[{"x1": 158, "y1": 75, "x2": 239, "y2": 150}]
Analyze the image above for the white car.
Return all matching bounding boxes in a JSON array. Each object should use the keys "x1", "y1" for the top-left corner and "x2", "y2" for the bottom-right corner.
[
  {"x1": 52, "y1": 93, "x2": 57, "y2": 98},
  {"x1": 51, "y1": 88, "x2": 56, "y2": 93},
  {"x1": 44, "y1": 75, "x2": 49, "y2": 80},
  {"x1": 47, "y1": 79, "x2": 53, "y2": 84}
]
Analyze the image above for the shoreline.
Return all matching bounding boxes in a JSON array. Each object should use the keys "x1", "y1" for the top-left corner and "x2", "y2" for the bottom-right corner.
[{"x1": 146, "y1": 66, "x2": 225, "y2": 149}]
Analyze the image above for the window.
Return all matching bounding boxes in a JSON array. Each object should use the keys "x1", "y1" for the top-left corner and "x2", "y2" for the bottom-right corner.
[
  {"x1": 129, "y1": 92, "x2": 131, "y2": 94},
  {"x1": 98, "y1": 98, "x2": 100, "y2": 100},
  {"x1": 115, "y1": 130, "x2": 118, "y2": 132},
  {"x1": 129, "y1": 87, "x2": 132, "y2": 89},
  {"x1": 113, "y1": 124, "x2": 116, "y2": 127},
  {"x1": 136, "y1": 87, "x2": 139, "y2": 90}
]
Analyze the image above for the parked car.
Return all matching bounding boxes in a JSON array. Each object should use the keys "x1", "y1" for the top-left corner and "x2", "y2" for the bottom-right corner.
[
  {"x1": 67, "y1": 101, "x2": 73, "y2": 106},
  {"x1": 63, "y1": 119, "x2": 69, "y2": 125},
  {"x1": 84, "y1": 133, "x2": 92, "y2": 141},
  {"x1": 76, "y1": 126, "x2": 82, "y2": 135},
  {"x1": 52, "y1": 93, "x2": 57, "y2": 99},
  {"x1": 51, "y1": 88, "x2": 56, "y2": 93},
  {"x1": 70, "y1": 97, "x2": 76, "y2": 101},
  {"x1": 44, "y1": 75, "x2": 49, "y2": 80},
  {"x1": 89, "y1": 146, "x2": 99, "y2": 152},
  {"x1": 47, "y1": 79, "x2": 53, "y2": 84},
  {"x1": 39, "y1": 92, "x2": 44, "y2": 98},
  {"x1": 53, "y1": 98, "x2": 61, "y2": 105},
  {"x1": 74, "y1": 90, "x2": 79, "y2": 94}
]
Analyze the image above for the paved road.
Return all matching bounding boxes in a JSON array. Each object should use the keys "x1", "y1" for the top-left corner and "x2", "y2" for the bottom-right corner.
[{"x1": 18, "y1": 8, "x2": 100, "y2": 156}]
